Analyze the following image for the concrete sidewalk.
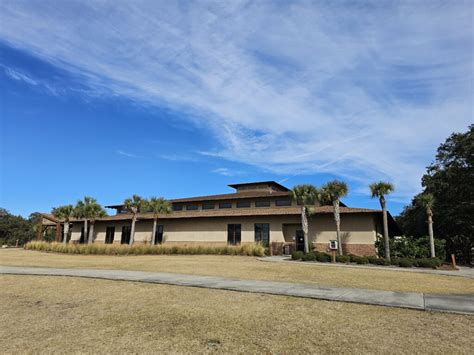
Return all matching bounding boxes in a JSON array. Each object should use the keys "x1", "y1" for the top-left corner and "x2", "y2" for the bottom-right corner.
[
  {"x1": 260, "y1": 256, "x2": 474, "y2": 279},
  {"x1": 1, "y1": 265, "x2": 473, "y2": 315}
]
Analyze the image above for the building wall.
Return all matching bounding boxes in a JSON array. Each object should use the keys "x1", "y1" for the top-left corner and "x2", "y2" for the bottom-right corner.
[{"x1": 69, "y1": 213, "x2": 379, "y2": 253}]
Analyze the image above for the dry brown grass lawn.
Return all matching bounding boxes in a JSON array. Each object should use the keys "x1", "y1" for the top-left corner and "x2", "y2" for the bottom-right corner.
[
  {"x1": 1, "y1": 249, "x2": 473, "y2": 294},
  {"x1": 1, "y1": 275, "x2": 473, "y2": 354}
]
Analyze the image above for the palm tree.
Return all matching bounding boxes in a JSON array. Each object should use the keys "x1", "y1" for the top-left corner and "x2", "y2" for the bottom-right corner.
[
  {"x1": 73, "y1": 197, "x2": 106, "y2": 244},
  {"x1": 52, "y1": 205, "x2": 74, "y2": 244},
  {"x1": 123, "y1": 195, "x2": 146, "y2": 246},
  {"x1": 292, "y1": 184, "x2": 319, "y2": 253},
  {"x1": 143, "y1": 197, "x2": 172, "y2": 244},
  {"x1": 86, "y1": 201, "x2": 107, "y2": 244},
  {"x1": 369, "y1": 181, "x2": 394, "y2": 262},
  {"x1": 320, "y1": 180, "x2": 348, "y2": 255},
  {"x1": 73, "y1": 199, "x2": 87, "y2": 243},
  {"x1": 417, "y1": 193, "x2": 436, "y2": 258}
]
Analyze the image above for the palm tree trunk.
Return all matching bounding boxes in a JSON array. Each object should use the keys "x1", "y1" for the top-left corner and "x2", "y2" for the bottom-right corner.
[
  {"x1": 333, "y1": 200, "x2": 343, "y2": 255},
  {"x1": 88, "y1": 222, "x2": 94, "y2": 244},
  {"x1": 129, "y1": 215, "x2": 136, "y2": 246},
  {"x1": 151, "y1": 218, "x2": 157, "y2": 245},
  {"x1": 428, "y1": 210, "x2": 435, "y2": 258},
  {"x1": 63, "y1": 222, "x2": 69, "y2": 245},
  {"x1": 381, "y1": 200, "x2": 391, "y2": 262},
  {"x1": 301, "y1": 206, "x2": 309, "y2": 253},
  {"x1": 83, "y1": 219, "x2": 88, "y2": 244}
]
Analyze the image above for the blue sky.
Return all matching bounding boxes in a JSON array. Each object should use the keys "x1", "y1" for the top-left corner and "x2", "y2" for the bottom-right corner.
[{"x1": 0, "y1": 0, "x2": 472, "y2": 217}]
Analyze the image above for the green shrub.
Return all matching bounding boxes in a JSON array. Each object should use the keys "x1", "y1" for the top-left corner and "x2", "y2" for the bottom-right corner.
[
  {"x1": 336, "y1": 255, "x2": 351, "y2": 263},
  {"x1": 302, "y1": 252, "x2": 317, "y2": 261},
  {"x1": 398, "y1": 258, "x2": 414, "y2": 268},
  {"x1": 291, "y1": 251, "x2": 304, "y2": 260},
  {"x1": 376, "y1": 235, "x2": 447, "y2": 261},
  {"x1": 352, "y1": 256, "x2": 369, "y2": 264},
  {"x1": 367, "y1": 256, "x2": 378, "y2": 264},
  {"x1": 348, "y1": 254, "x2": 358, "y2": 263},
  {"x1": 431, "y1": 258, "x2": 443, "y2": 268},
  {"x1": 375, "y1": 258, "x2": 390, "y2": 266},
  {"x1": 415, "y1": 258, "x2": 443, "y2": 269},
  {"x1": 315, "y1": 252, "x2": 331, "y2": 262},
  {"x1": 390, "y1": 257, "x2": 400, "y2": 266}
]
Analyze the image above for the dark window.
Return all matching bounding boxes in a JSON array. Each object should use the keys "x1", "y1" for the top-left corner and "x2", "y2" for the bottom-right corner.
[
  {"x1": 154, "y1": 225, "x2": 164, "y2": 244},
  {"x1": 255, "y1": 200, "x2": 270, "y2": 207},
  {"x1": 202, "y1": 203, "x2": 215, "y2": 210},
  {"x1": 227, "y1": 224, "x2": 241, "y2": 245},
  {"x1": 105, "y1": 226, "x2": 115, "y2": 244},
  {"x1": 172, "y1": 205, "x2": 183, "y2": 211},
  {"x1": 254, "y1": 223, "x2": 270, "y2": 246},
  {"x1": 121, "y1": 226, "x2": 131, "y2": 244},
  {"x1": 236, "y1": 201, "x2": 251, "y2": 208},
  {"x1": 186, "y1": 205, "x2": 198, "y2": 211},
  {"x1": 276, "y1": 199, "x2": 292, "y2": 207},
  {"x1": 219, "y1": 202, "x2": 232, "y2": 209}
]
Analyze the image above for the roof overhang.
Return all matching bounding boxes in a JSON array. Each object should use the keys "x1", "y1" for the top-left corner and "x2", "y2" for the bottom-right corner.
[{"x1": 228, "y1": 181, "x2": 290, "y2": 192}]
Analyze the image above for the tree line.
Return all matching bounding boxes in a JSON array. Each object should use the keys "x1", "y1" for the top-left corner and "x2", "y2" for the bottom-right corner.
[{"x1": 396, "y1": 125, "x2": 473, "y2": 264}]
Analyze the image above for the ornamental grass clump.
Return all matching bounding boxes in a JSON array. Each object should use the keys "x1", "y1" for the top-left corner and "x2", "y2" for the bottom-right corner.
[{"x1": 24, "y1": 241, "x2": 266, "y2": 257}]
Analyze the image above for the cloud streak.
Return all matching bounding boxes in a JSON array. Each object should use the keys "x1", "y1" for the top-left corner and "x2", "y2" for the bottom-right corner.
[
  {"x1": 0, "y1": 0, "x2": 472, "y2": 200},
  {"x1": 212, "y1": 168, "x2": 245, "y2": 177},
  {"x1": 116, "y1": 150, "x2": 144, "y2": 159}
]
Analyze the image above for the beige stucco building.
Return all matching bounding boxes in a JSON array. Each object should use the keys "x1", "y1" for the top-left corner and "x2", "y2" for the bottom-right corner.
[{"x1": 41, "y1": 181, "x2": 401, "y2": 256}]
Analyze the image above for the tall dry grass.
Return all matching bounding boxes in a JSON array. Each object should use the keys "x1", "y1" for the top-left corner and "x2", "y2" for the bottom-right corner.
[{"x1": 25, "y1": 241, "x2": 266, "y2": 257}]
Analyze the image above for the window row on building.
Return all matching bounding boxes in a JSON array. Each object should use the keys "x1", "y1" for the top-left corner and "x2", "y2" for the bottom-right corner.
[
  {"x1": 80, "y1": 223, "x2": 270, "y2": 246},
  {"x1": 172, "y1": 199, "x2": 292, "y2": 212}
]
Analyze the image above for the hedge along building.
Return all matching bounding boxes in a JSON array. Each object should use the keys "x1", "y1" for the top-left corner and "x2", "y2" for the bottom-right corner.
[{"x1": 40, "y1": 181, "x2": 401, "y2": 255}]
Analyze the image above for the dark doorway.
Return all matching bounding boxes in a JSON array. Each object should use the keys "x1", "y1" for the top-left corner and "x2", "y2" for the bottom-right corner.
[
  {"x1": 254, "y1": 223, "x2": 270, "y2": 246},
  {"x1": 105, "y1": 226, "x2": 115, "y2": 244},
  {"x1": 296, "y1": 230, "x2": 305, "y2": 252},
  {"x1": 121, "y1": 226, "x2": 131, "y2": 244},
  {"x1": 154, "y1": 225, "x2": 164, "y2": 244},
  {"x1": 227, "y1": 224, "x2": 241, "y2": 245}
]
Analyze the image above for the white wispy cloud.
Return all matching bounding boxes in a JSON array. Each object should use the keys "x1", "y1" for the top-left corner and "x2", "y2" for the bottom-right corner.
[
  {"x1": 212, "y1": 168, "x2": 245, "y2": 177},
  {"x1": 1, "y1": 1, "x2": 472, "y2": 201},
  {"x1": 159, "y1": 153, "x2": 199, "y2": 163},
  {"x1": 116, "y1": 150, "x2": 144, "y2": 159},
  {"x1": 1, "y1": 64, "x2": 62, "y2": 95}
]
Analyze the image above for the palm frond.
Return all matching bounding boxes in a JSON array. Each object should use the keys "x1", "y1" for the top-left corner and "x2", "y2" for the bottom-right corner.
[
  {"x1": 292, "y1": 184, "x2": 319, "y2": 206},
  {"x1": 416, "y1": 193, "x2": 435, "y2": 209},
  {"x1": 321, "y1": 180, "x2": 348, "y2": 200},
  {"x1": 52, "y1": 204, "x2": 74, "y2": 220},
  {"x1": 369, "y1": 181, "x2": 394, "y2": 198}
]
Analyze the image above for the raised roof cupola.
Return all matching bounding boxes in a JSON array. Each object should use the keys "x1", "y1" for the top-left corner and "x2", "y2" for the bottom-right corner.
[{"x1": 228, "y1": 181, "x2": 290, "y2": 193}]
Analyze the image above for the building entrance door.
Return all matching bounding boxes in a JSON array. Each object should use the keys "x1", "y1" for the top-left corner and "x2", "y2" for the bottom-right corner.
[{"x1": 295, "y1": 230, "x2": 305, "y2": 252}]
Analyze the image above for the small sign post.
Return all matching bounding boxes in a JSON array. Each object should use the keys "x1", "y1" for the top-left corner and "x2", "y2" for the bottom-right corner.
[{"x1": 451, "y1": 254, "x2": 459, "y2": 270}]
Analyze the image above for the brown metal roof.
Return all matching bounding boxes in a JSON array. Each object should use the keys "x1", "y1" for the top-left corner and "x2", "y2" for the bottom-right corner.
[
  {"x1": 56, "y1": 206, "x2": 382, "y2": 222},
  {"x1": 228, "y1": 181, "x2": 290, "y2": 192},
  {"x1": 171, "y1": 190, "x2": 292, "y2": 203}
]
